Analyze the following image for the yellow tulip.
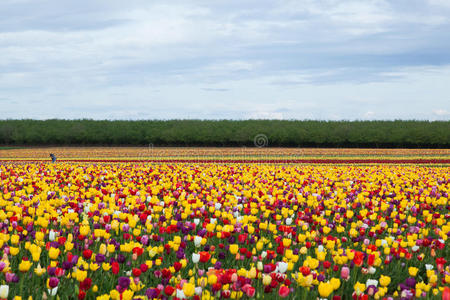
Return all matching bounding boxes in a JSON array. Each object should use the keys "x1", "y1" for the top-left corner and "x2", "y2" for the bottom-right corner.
[
  {"x1": 18, "y1": 260, "x2": 32, "y2": 272},
  {"x1": 182, "y1": 283, "x2": 195, "y2": 297},
  {"x1": 48, "y1": 248, "x2": 60, "y2": 260},
  {"x1": 318, "y1": 282, "x2": 334, "y2": 298}
]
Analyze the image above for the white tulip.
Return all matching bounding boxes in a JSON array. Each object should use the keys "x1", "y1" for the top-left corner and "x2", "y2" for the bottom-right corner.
[
  {"x1": 195, "y1": 287, "x2": 202, "y2": 295},
  {"x1": 278, "y1": 262, "x2": 288, "y2": 273},
  {"x1": 48, "y1": 287, "x2": 58, "y2": 296},
  {"x1": 425, "y1": 264, "x2": 434, "y2": 270},
  {"x1": 0, "y1": 285, "x2": 9, "y2": 298},
  {"x1": 257, "y1": 261, "x2": 263, "y2": 271},
  {"x1": 366, "y1": 279, "x2": 378, "y2": 287},
  {"x1": 194, "y1": 236, "x2": 202, "y2": 247},
  {"x1": 285, "y1": 217, "x2": 292, "y2": 225},
  {"x1": 176, "y1": 289, "x2": 186, "y2": 299},
  {"x1": 49, "y1": 230, "x2": 56, "y2": 241},
  {"x1": 192, "y1": 253, "x2": 200, "y2": 264},
  {"x1": 193, "y1": 219, "x2": 200, "y2": 226}
]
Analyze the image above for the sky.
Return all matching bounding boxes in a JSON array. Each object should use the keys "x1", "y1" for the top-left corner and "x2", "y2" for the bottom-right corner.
[{"x1": 1, "y1": 0, "x2": 449, "y2": 120}]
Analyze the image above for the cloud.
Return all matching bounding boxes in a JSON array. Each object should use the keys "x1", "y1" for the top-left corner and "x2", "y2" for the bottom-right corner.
[
  {"x1": 202, "y1": 88, "x2": 230, "y2": 92},
  {"x1": 433, "y1": 109, "x2": 449, "y2": 116},
  {"x1": 249, "y1": 112, "x2": 284, "y2": 120},
  {"x1": 1, "y1": 0, "x2": 450, "y2": 119}
]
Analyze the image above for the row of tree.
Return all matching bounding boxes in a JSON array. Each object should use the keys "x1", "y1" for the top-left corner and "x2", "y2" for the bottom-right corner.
[{"x1": 0, "y1": 119, "x2": 448, "y2": 147}]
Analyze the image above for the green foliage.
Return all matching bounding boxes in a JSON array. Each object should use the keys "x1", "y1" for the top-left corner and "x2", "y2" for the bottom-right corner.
[{"x1": 0, "y1": 119, "x2": 448, "y2": 147}]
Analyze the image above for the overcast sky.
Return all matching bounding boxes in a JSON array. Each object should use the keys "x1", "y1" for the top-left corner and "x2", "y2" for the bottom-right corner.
[{"x1": 1, "y1": 0, "x2": 449, "y2": 120}]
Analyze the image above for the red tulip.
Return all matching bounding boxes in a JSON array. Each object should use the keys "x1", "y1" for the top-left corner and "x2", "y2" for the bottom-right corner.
[
  {"x1": 132, "y1": 247, "x2": 144, "y2": 256},
  {"x1": 164, "y1": 286, "x2": 175, "y2": 296},
  {"x1": 367, "y1": 254, "x2": 375, "y2": 266},
  {"x1": 212, "y1": 283, "x2": 222, "y2": 293},
  {"x1": 80, "y1": 278, "x2": 92, "y2": 291},
  {"x1": 238, "y1": 234, "x2": 247, "y2": 243},
  {"x1": 82, "y1": 249, "x2": 92, "y2": 260},
  {"x1": 77, "y1": 291, "x2": 86, "y2": 300},
  {"x1": 140, "y1": 263, "x2": 148, "y2": 273},
  {"x1": 278, "y1": 285, "x2": 290, "y2": 298},
  {"x1": 199, "y1": 252, "x2": 211, "y2": 263},
  {"x1": 222, "y1": 290, "x2": 231, "y2": 298},
  {"x1": 353, "y1": 251, "x2": 364, "y2": 267},
  {"x1": 132, "y1": 268, "x2": 141, "y2": 277},
  {"x1": 443, "y1": 287, "x2": 450, "y2": 300},
  {"x1": 299, "y1": 266, "x2": 310, "y2": 276},
  {"x1": 111, "y1": 262, "x2": 120, "y2": 275},
  {"x1": 173, "y1": 262, "x2": 182, "y2": 272}
]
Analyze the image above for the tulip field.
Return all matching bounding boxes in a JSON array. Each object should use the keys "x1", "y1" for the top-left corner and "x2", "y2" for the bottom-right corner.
[{"x1": 0, "y1": 148, "x2": 449, "y2": 299}]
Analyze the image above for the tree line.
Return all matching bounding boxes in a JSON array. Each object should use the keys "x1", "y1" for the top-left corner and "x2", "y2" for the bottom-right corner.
[{"x1": 0, "y1": 119, "x2": 448, "y2": 148}]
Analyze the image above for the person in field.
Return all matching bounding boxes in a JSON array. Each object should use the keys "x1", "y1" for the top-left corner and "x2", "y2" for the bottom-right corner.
[{"x1": 50, "y1": 153, "x2": 56, "y2": 163}]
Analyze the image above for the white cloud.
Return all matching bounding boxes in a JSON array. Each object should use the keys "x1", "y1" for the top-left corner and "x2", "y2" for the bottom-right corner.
[
  {"x1": 249, "y1": 112, "x2": 284, "y2": 120},
  {"x1": 433, "y1": 109, "x2": 449, "y2": 116},
  {"x1": 364, "y1": 111, "x2": 376, "y2": 119}
]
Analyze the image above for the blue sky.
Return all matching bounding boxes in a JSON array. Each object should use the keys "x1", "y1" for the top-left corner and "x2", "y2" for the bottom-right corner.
[{"x1": 1, "y1": 0, "x2": 449, "y2": 120}]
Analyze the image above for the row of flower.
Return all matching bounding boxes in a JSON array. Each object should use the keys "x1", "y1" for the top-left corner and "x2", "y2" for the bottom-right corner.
[
  {"x1": 0, "y1": 163, "x2": 448, "y2": 299},
  {"x1": 1, "y1": 147, "x2": 449, "y2": 160}
]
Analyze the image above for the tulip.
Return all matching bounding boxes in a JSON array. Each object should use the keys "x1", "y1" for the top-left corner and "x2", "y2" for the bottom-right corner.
[
  {"x1": 0, "y1": 285, "x2": 8, "y2": 298},
  {"x1": 443, "y1": 287, "x2": 450, "y2": 300},
  {"x1": 278, "y1": 262, "x2": 288, "y2": 273},
  {"x1": 229, "y1": 244, "x2": 238, "y2": 255},
  {"x1": 48, "y1": 248, "x2": 60, "y2": 260},
  {"x1": 34, "y1": 264, "x2": 46, "y2": 276},
  {"x1": 262, "y1": 274, "x2": 272, "y2": 286},
  {"x1": 182, "y1": 283, "x2": 195, "y2": 297},
  {"x1": 330, "y1": 278, "x2": 341, "y2": 290},
  {"x1": 194, "y1": 236, "x2": 202, "y2": 248},
  {"x1": 379, "y1": 275, "x2": 391, "y2": 287},
  {"x1": 341, "y1": 266, "x2": 350, "y2": 280},
  {"x1": 354, "y1": 282, "x2": 366, "y2": 296},
  {"x1": 243, "y1": 284, "x2": 256, "y2": 297},
  {"x1": 18, "y1": 260, "x2": 32, "y2": 272},
  {"x1": 48, "y1": 277, "x2": 59, "y2": 288},
  {"x1": 192, "y1": 253, "x2": 200, "y2": 264},
  {"x1": 318, "y1": 282, "x2": 333, "y2": 298},
  {"x1": 278, "y1": 285, "x2": 290, "y2": 298},
  {"x1": 408, "y1": 267, "x2": 418, "y2": 277},
  {"x1": 49, "y1": 230, "x2": 56, "y2": 241}
]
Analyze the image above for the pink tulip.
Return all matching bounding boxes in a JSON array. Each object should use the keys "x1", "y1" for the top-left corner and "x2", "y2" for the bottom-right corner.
[
  {"x1": 5, "y1": 273, "x2": 15, "y2": 283},
  {"x1": 341, "y1": 266, "x2": 350, "y2": 280}
]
